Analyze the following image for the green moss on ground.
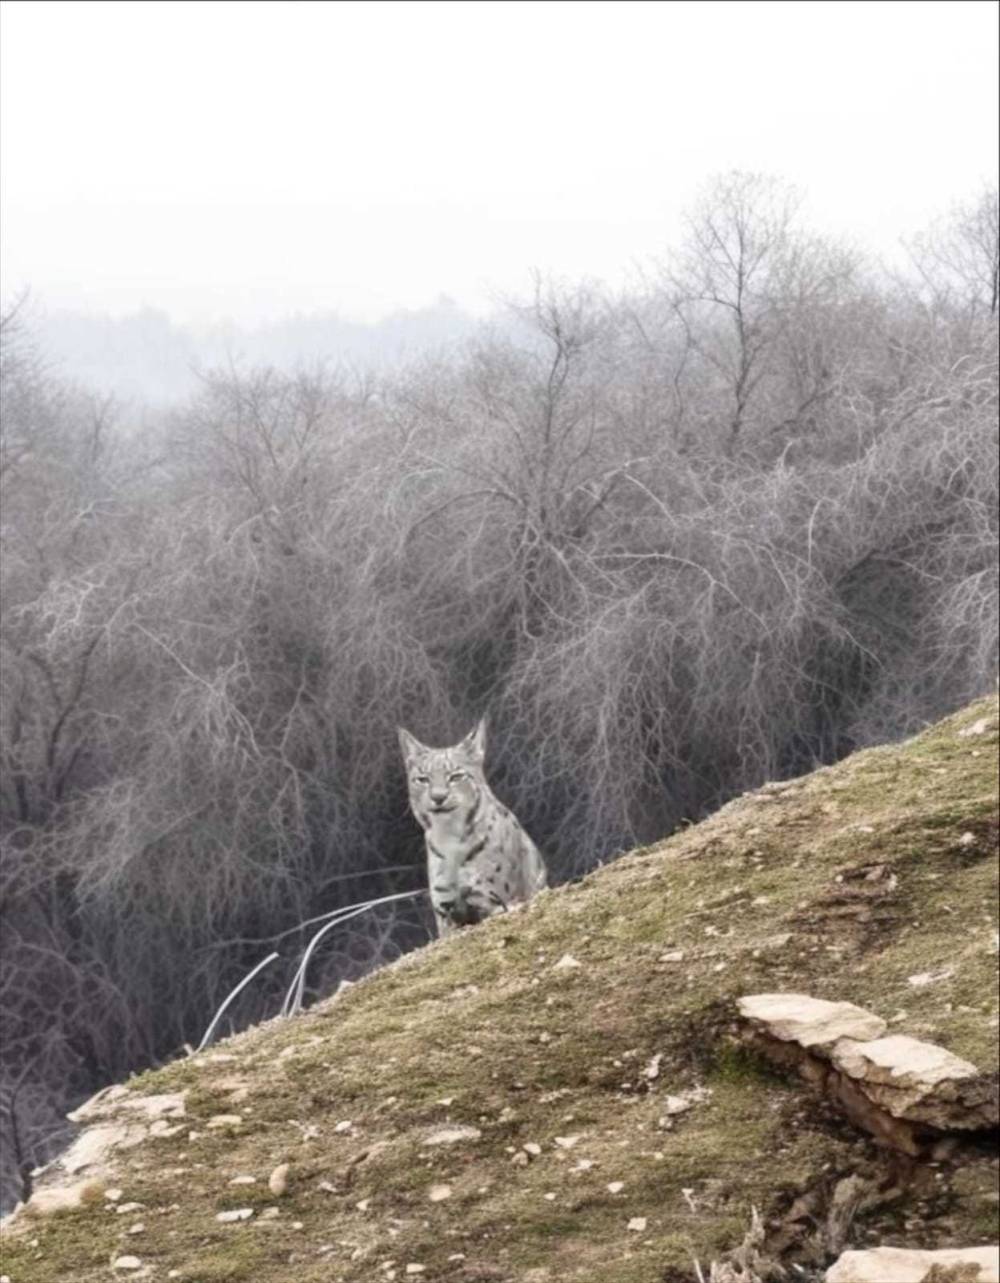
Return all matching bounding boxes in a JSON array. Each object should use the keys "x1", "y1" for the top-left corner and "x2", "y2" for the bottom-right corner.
[{"x1": 3, "y1": 697, "x2": 997, "y2": 1282}]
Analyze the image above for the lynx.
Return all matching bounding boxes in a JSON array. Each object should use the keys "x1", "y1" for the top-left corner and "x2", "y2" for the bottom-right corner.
[{"x1": 398, "y1": 719, "x2": 548, "y2": 937}]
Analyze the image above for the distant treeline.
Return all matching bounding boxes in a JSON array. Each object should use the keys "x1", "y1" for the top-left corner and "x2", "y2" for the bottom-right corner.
[
  {"x1": 32, "y1": 294, "x2": 478, "y2": 405},
  {"x1": 1, "y1": 173, "x2": 997, "y2": 1209}
]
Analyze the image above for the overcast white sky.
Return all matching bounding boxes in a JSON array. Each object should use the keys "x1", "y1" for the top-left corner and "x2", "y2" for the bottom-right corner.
[{"x1": 1, "y1": 0, "x2": 997, "y2": 325}]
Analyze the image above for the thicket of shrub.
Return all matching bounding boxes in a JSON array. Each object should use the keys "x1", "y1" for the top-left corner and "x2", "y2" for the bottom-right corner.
[{"x1": 1, "y1": 174, "x2": 996, "y2": 1207}]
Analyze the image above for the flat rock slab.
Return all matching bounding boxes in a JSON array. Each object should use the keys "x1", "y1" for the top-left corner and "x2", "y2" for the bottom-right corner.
[
  {"x1": 826, "y1": 1245, "x2": 999, "y2": 1282},
  {"x1": 833, "y1": 1036, "x2": 998, "y2": 1130},
  {"x1": 737, "y1": 993, "x2": 887, "y2": 1047},
  {"x1": 738, "y1": 993, "x2": 998, "y2": 1148}
]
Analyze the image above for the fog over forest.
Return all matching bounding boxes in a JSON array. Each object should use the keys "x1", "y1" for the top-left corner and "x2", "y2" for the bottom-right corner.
[{"x1": 30, "y1": 298, "x2": 480, "y2": 405}]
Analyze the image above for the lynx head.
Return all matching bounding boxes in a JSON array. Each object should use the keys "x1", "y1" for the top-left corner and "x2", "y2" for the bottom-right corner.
[{"x1": 398, "y1": 720, "x2": 487, "y2": 826}]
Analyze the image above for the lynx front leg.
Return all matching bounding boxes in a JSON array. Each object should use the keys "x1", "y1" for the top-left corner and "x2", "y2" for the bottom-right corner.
[{"x1": 434, "y1": 907, "x2": 457, "y2": 938}]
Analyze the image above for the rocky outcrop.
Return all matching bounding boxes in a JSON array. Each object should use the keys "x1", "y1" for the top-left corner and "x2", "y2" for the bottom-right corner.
[
  {"x1": 738, "y1": 993, "x2": 998, "y2": 1156},
  {"x1": 825, "y1": 1245, "x2": 1000, "y2": 1282}
]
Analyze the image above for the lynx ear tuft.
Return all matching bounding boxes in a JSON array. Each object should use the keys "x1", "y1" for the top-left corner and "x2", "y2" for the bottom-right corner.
[
  {"x1": 461, "y1": 717, "x2": 487, "y2": 761},
  {"x1": 398, "y1": 727, "x2": 424, "y2": 763}
]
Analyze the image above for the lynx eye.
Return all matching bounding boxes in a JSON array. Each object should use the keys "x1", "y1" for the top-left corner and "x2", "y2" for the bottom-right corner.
[
  {"x1": 448, "y1": 771, "x2": 467, "y2": 782},
  {"x1": 413, "y1": 774, "x2": 429, "y2": 785}
]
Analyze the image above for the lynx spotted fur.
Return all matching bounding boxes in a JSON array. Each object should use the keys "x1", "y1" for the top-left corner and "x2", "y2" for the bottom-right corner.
[{"x1": 398, "y1": 720, "x2": 548, "y2": 937}]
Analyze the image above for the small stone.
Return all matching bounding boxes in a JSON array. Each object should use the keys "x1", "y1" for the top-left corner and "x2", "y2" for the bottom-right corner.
[
  {"x1": 116, "y1": 1202, "x2": 145, "y2": 1214},
  {"x1": 607, "y1": 1181, "x2": 625, "y2": 1194},
  {"x1": 357, "y1": 1198, "x2": 371, "y2": 1211},
  {"x1": 627, "y1": 1217, "x2": 647, "y2": 1232},
  {"x1": 268, "y1": 1163, "x2": 290, "y2": 1197},
  {"x1": 127, "y1": 1222, "x2": 145, "y2": 1234},
  {"x1": 553, "y1": 1135, "x2": 581, "y2": 1148},
  {"x1": 907, "y1": 969, "x2": 954, "y2": 987},
  {"x1": 544, "y1": 1192, "x2": 556, "y2": 1201},
  {"x1": 573, "y1": 1159, "x2": 595, "y2": 1171},
  {"x1": 112, "y1": 1258, "x2": 143, "y2": 1272},
  {"x1": 334, "y1": 1120, "x2": 353, "y2": 1133},
  {"x1": 428, "y1": 1184, "x2": 452, "y2": 1202},
  {"x1": 424, "y1": 1125, "x2": 482, "y2": 1146},
  {"x1": 958, "y1": 832, "x2": 976, "y2": 847},
  {"x1": 206, "y1": 1114, "x2": 242, "y2": 1129},
  {"x1": 522, "y1": 1142, "x2": 542, "y2": 1156},
  {"x1": 553, "y1": 954, "x2": 582, "y2": 970},
  {"x1": 405, "y1": 1266, "x2": 426, "y2": 1275},
  {"x1": 229, "y1": 1175, "x2": 256, "y2": 1185},
  {"x1": 511, "y1": 1151, "x2": 529, "y2": 1166},
  {"x1": 104, "y1": 1188, "x2": 123, "y2": 1202},
  {"x1": 958, "y1": 717, "x2": 990, "y2": 737},
  {"x1": 437, "y1": 1096, "x2": 455, "y2": 1106},
  {"x1": 659, "y1": 950, "x2": 685, "y2": 963},
  {"x1": 216, "y1": 1208, "x2": 254, "y2": 1223},
  {"x1": 149, "y1": 1119, "x2": 184, "y2": 1137}
]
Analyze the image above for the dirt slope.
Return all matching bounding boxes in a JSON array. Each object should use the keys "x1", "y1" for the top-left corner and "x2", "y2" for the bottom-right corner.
[{"x1": 3, "y1": 696, "x2": 998, "y2": 1283}]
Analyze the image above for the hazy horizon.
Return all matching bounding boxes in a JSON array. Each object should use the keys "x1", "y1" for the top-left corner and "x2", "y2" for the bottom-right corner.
[{"x1": 2, "y1": 0, "x2": 997, "y2": 328}]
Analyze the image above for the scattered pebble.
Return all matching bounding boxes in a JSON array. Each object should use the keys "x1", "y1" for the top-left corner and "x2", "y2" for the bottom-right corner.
[
  {"x1": 659, "y1": 950, "x2": 685, "y2": 963},
  {"x1": 627, "y1": 1217, "x2": 647, "y2": 1232},
  {"x1": 908, "y1": 969, "x2": 954, "y2": 987},
  {"x1": 428, "y1": 1184, "x2": 452, "y2": 1202},
  {"x1": 607, "y1": 1181, "x2": 625, "y2": 1194},
  {"x1": 206, "y1": 1114, "x2": 242, "y2": 1129},
  {"x1": 229, "y1": 1175, "x2": 256, "y2": 1186},
  {"x1": 553, "y1": 954, "x2": 582, "y2": 970},
  {"x1": 149, "y1": 1119, "x2": 184, "y2": 1138},
  {"x1": 553, "y1": 1135, "x2": 580, "y2": 1149},
  {"x1": 334, "y1": 1120, "x2": 353, "y2": 1133},
  {"x1": 127, "y1": 1222, "x2": 145, "y2": 1234},
  {"x1": 112, "y1": 1258, "x2": 143, "y2": 1272},
  {"x1": 268, "y1": 1163, "x2": 290, "y2": 1197},
  {"x1": 544, "y1": 1192, "x2": 556, "y2": 1201},
  {"x1": 406, "y1": 1267, "x2": 426, "y2": 1276},
  {"x1": 115, "y1": 1203, "x2": 145, "y2": 1214},
  {"x1": 424, "y1": 1125, "x2": 482, "y2": 1146},
  {"x1": 959, "y1": 832, "x2": 976, "y2": 847},
  {"x1": 104, "y1": 1188, "x2": 123, "y2": 1202},
  {"x1": 357, "y1": 1198, "x2": 372, "y2": 1211},
  {"x1": 643, "y1": 1054, "x2": 662, "y2": 1081},
  {"x1": 522, "y1": 1142, "x2": 542, "y2": 1156},
  {"x1": 216, "y1": 1208, "x2": 253, "y2": 1223}
]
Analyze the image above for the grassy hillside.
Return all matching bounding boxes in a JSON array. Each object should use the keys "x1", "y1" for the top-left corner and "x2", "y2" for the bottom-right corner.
[{"x1": 3, "y1": 696, "x2": 998, "y2": 1283}]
